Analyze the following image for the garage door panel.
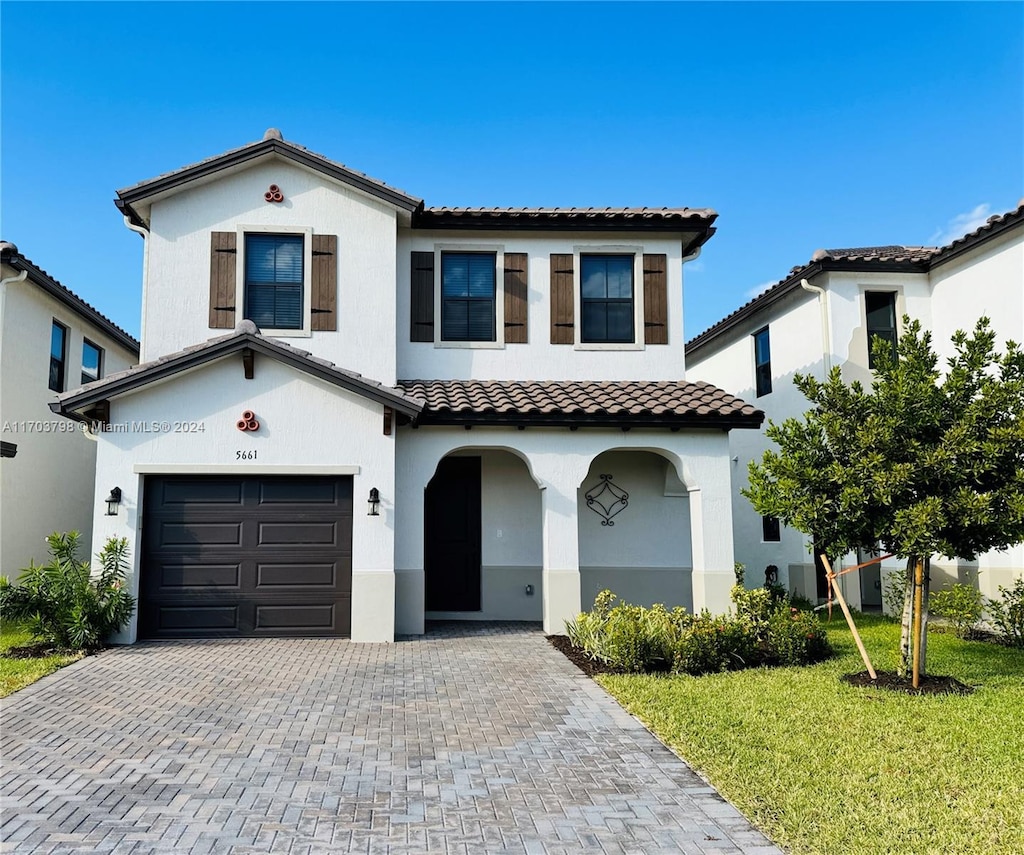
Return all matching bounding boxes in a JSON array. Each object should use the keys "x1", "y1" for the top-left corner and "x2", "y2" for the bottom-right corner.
[
  {"x1": 255, "y1": 603, "x2": 341, "y2": 631},
  {"x1": 258, "y1": 521, "x2": 338, "y2": 546},
  {"x1": 154, "y1": 563, "x2": 241, "y2": 590},
  {"x1": 256, "y1": 563, "x2": 337, "y2": 588},
  {"x1": 141, "y1": 475, "x2": 353, "y2": 639},
  {"x1": 152, "y1": 604, "x2": 240, "y2": 632},
  {"x1": 160, "y1": 480, "x2": 244, "y2": 505},
  {"x1": 258, "y1": 480, "x2": 342, "y2": 504},
  {"x1": 159, "y1": 521, "x2": 243, "y2": 546}
]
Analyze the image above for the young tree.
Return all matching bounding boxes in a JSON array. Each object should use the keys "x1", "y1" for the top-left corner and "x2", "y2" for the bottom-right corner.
[{"x1": 745, "y1": 317, "x2": 1024, "y2": 679}]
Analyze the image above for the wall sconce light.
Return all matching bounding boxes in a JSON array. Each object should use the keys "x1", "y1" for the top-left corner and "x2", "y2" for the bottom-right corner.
[
  {"x1": 367, "y1": 487, "x2": 380, "y2": 516},
  {"x1": 105, "y1": 487, "x2": 122, "y2": 516}
]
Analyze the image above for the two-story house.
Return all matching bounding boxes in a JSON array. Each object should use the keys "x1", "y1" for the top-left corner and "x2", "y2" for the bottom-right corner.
[
  {"x1": 49, "y1": 130, "x2": 763, "y2": 643},
  {"x1": 685, "y1": 201, "x2": 1024, "y2": 610},
  {"x1": 1, "y1": 243, "x2": 139, "y2": 577}
]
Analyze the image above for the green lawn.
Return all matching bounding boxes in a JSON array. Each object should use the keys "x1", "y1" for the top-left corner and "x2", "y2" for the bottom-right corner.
[
  {"x1": 0, "y1": 620, "x2": 82, "y2": 698},
  {"x1": 599, "y1": 615, "x2": 1024, "y2": 855}
]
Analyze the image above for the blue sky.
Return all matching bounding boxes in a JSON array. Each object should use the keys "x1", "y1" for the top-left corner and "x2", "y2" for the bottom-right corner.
[{"x1": 2, "y1": 1, "x2": 1021, "y2": 343}]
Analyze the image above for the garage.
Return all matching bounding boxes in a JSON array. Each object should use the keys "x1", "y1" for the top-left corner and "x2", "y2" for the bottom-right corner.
[{"x1": 140, "y1": 475, "x2": 352, "y2": 638}]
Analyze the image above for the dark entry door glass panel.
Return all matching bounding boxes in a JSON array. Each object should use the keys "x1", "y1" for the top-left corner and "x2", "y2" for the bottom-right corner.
[{"x1": 424, "y1": 457, "x2": 482, "y2": 611}]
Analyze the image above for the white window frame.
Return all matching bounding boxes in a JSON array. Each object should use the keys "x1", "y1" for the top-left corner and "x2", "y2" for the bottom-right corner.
[
  {"x1": 235, "y1": 225, "x2": 314, "y2": 338},
  {"x1": 573, "y1": 244, "x2": 645, "y2": 351},
  {"x1": 433, "y1": 243, "x2": 505, "y2": 349}
]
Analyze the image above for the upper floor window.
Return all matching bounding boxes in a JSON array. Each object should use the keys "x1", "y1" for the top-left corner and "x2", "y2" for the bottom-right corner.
[
  {"x1": 581, "y1": 255, "x2": 634, "y2": 343},
  {"x1": 753, "y1": 326, "x2": 772, "y2": 397},
  {"x1": 762, "y1": 515, "x2": 781, "y2": 542},
  {"x1": 865, "y1": 291, "x2": 897, "y2": 368},
  {"x1": 49, "y1": 320, "x2": 67, "y2": 392},
  {"x1": 244, "y1": 234, "x2": 304, "y2": 330},
  {"x1": 82, "y1": 340, "x2": 103, "y2": 385},
  {"x1": 441, "y1": 252, "x2": 496, "y2": 342}
]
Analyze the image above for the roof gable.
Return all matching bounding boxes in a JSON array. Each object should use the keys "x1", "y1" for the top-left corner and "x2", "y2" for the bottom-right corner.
[
  {"x1": 51, "y1": 321, "x2": 422, "y2": 421},
  {"x1": 116, "y1": 129, "x2": 423, "y2": 228}
]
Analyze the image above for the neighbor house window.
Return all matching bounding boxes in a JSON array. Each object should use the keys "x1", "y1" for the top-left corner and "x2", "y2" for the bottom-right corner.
[
  {"x1": 244, "y1": 234, "x2": 304, "y2": 330},
  {"x1": 441, "y1": 252, "x2": 496, "y2": 341},
  {"x1": 762, "y1": 515, "x2": 781, "y2": 542},
  {"x1": 49, "y1": 320, "x2": 67, "y2": 392},
  {"x1": 865, "y1": 291, "x2": 897, "y2": 368},
  {"x1": 82, "y1": 340, "x2": 103, "y2": 385},
  {"x1": 753, "y1": 326, "x2": 772, "y2": 397},
  {"x1": 581, "y1": 255, "x2": 634, "y2": 343}
]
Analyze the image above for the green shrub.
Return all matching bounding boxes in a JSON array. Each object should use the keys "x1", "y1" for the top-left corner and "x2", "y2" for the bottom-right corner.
[
  {"x1": 930, "y1": 583, "x2": 984, "y2": 639},
  {"x1": 987, "y1": 578, "x2": 1024, "y2": 648},
  {"x1": 882, "y1": 567, "x2": 909, "y2": 618},
  {"x1": 766, "y1": 606, "x2": 832, "y2": 666},
  {"x1": 566, "y1": 587, "x2": 832, "y2": 677},
  {"x1": 674, "y1": 613, "x2": 759, "y2": 675},
  {"x1": 0, "y1": 532, "x2": 135, "y2": 650}
]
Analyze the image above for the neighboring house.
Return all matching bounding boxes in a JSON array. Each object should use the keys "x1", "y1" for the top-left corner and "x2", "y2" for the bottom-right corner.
[
  {"x1": 685, "y1": 201, "x2": 1024, "y2": 610},
  {"x1": 0, "y1": 243, "x2": 139, "y2": 577},
  {"x1": 49, "y1": 129, "x2": 763, "y2": 643}
]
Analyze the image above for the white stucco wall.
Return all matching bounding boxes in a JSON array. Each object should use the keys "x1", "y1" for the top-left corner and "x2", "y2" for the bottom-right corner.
[
  {"x1": 88, "y1": 355, "x2": 397, "y2": 643},
  {"x1": 0, "y1": 272, "x2": 136, "y2": 578},
  {"x1": 142, "y1": 158, "x2": 399, "y2": 383},
  {"x1": 396, "y1": 231, "x2": 689, "y2": 381}
]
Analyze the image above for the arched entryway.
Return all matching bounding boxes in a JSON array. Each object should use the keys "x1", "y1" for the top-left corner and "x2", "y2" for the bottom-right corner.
[
  {"x1": 577, "y1": 449, "x2": 694, "y2": 612},
  {"x1": 424, "y1": 449, "x2": 543, "y2": 621}
]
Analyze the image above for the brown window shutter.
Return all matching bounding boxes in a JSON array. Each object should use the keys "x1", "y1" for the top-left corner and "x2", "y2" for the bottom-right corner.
[
  {"x1": 311, "y1": 234, "x2": 338, "y2": 331},
  {"x1": 410, "y1": 251, "x2": 435, "y2": 342},
  {"x1": 209, "y1": 231, "x2": 236, "y2": 329},
  {"x1": 643, "y1": 253, "x2": 668, "y2": 345},
  {"x1": 550, "y1": 254, "x2": 574, "y2": 344},
  {"x1": 503, "y1": 253, "x2": 528, "y2": 344}
]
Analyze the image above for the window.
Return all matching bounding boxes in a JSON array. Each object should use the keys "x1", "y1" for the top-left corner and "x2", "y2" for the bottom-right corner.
[
  {"x1": 244, "y1": 234, "x2": 304, "y2": 330},
  {"x1": 49, "y1": 321, "x2": 67, "y2": 392},
  {"x1": 82, "y1": 340, "x2": 103, "y2": 385},
  {"x1": 581, "y1": 255, "x2": 634, "y2": 343},
  {"x1": 865, "y1": 291, "x2": 897, "y2": 368},
  {"x1": 753, "y1": 326, "x2": 772, "y2": 397},
  {"x1": 441, "y1": 252, "x2": 496, "y2": 341},
  {"x1": 762, "y1": 515, "x2": 781, "y2": 542}
]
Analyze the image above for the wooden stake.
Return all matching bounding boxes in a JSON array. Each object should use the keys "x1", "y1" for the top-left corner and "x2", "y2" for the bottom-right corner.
[
  {"x1": 820, "y1": 554, "x2": 877, "y2": 680},
  {"x1": 912, "y1": 556, "x2": 924, "y2": 689}
]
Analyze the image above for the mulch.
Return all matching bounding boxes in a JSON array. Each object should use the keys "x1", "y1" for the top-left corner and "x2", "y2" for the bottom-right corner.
[
  {"x1": 3, "y1": 644, "x2": 83, "y2": 659},
  {"x1": 547, "y1": 635, "x2": 616, "y2": 677},
  {"x1": 842, "y1": 670, "x2": 974, "y2": 696}
]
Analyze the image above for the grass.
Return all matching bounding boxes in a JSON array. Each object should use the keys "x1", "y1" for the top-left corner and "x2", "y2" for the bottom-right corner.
[
  {"x1": 0, "y1": 620, "x2": 82, "y2": 698},
  {"x1": 598, "y1": 614, "x2": 1024, "y2": 855}
]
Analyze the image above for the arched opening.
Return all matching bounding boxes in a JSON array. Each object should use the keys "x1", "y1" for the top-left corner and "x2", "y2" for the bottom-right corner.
[
  {"x1": 577, "y1": 449, "x2": 694, "y2": 612},
  {"x1": 424, "y1": 448, "x2": 543, "y2": 621}
]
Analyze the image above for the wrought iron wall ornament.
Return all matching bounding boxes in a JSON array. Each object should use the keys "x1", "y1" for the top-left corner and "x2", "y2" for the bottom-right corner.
[{"x1": 585, "y1": 474, "x2": 629, "y2": 526}]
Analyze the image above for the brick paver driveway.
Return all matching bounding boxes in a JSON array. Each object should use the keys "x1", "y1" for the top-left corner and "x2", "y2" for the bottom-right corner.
[{"x1": 1, "y1": 624, "x2": 780, "y2": 854}]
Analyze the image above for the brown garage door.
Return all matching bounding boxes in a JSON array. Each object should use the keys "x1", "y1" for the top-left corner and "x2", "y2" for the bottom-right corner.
[{"x1": 140, "y1": 475, "x2": 352, "y2": 638}]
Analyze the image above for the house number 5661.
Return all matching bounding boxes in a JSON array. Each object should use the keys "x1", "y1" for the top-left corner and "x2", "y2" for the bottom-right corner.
[{"x1": 236, "y1": 450, "x2": 257, "y2": 460}]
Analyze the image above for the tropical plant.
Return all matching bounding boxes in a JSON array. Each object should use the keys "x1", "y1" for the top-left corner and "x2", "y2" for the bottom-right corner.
[
  {"x1": 0, "y1": 532, "x2": 135, "y2": 650},
  {"x1": 987, "y1": 577, "x2": 1024, "y2": 648},
  {"x1": 930, "y1": 583, "x2": 984, "y2": 639},
  {"x1": 745, "y1": 317, "x2": 1024, "y2": 679}
]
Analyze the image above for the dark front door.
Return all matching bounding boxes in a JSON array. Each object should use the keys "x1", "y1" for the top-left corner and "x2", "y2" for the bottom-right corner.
[
  {"x1": 424, "y1": 456, "x2": 481, "y2": 611},
  {"x1": 140, "y1": 475, "x2": 352, "y2": 638}
]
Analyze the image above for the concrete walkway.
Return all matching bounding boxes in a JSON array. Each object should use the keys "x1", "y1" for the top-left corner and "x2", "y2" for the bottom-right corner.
[{"x1": 1, "y1": 623, "x2": 780, "y2": 854}]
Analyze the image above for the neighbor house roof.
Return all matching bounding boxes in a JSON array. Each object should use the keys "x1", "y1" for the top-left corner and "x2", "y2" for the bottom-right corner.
[
  {"x1": 685, "y1": 199, "x2": 1024, "y2": 359},
  {"x1": 0, "y1": 242, "x2": 140, "y2": 356},
  {"x1": 115, "y1": 129, "x2": 424, "y2": 228},
  {"x1": 397, "y1": 379, "x2": 763, "y2": 429},
  {"x1": 50, "y1": 321, "x2": 422, "y2": 421}
]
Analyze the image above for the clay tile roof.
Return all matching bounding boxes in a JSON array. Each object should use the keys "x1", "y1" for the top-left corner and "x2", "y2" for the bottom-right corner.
[
  {"x1": 0, "y1": 242, "x2": 139, "y2": 355},
  {"x1": 397, "y1": 379, "x2": 763, "y2": 429}
]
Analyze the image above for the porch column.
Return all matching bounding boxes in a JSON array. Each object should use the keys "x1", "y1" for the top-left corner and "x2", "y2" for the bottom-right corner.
[
  {"x1": 688, "y1": 483, "x2": 736, "y2": 615},
  {"x1": 532, "y1": 454, "x2": 589, "y2": 635}
]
